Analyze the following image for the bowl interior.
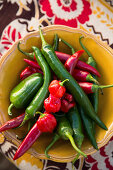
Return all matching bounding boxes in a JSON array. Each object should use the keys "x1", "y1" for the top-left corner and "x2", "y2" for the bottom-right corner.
[{"x1": 0, "y1": 26, "x2": 113, "y2": 162}]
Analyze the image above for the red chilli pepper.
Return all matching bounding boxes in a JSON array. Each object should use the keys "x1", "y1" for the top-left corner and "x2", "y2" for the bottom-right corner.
[
  {"x1": 13, "y1": 112, "x2": 57, "y2": 160},
  {"x1": 55, "y1": 51, "x2": 70, "y2": 63},
  {"x1": 44, "y1": 94, "x2": 61, "y2": 113},
  {"x1": 0, "y1": 113, "x2": 25, "y2": 132},
  {"x1": 36, "y1": 112, "x2": 57, "y2": 133},
  {"x1": 63, "y1": 93, "x2": 74, "y2": 103},
  {"x1": 72, "y1": 69, "x2": 99, "y2": 84},
  {"x1": 20, "y1": 66, "x2": 43, "y2": 80},
  {"x1": 20, "y1": 66, "x2": 33, "y2": 80},
  {"x1": 13, "y1": 123, "x2": 41, "y2": 160},
  {"x1": 49, "y1": 79, "x2": 68, "y2": 98},
  {"x1": 24, "y1": 59, "x2": 40, "y2": 69},
  {"x1": 61, "y1": 99, "x2": 75, "y2": 113},
  {"x1": 78, "y1": 82, "x2": 113, "y2": 94},
  {"x1": 76, "y1": 60, "x2": 101, "y2": 77},
  {"x1": 64, "y1": 50, "x2": 84, "y2": 74},
  {"x1": 55, "y1": 51, "x2": 100, "y2": 77}
]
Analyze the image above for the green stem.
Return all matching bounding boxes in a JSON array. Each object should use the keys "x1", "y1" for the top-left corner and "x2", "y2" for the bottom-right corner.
[
  {"x1": 72, "y1": 153, "x2": 80, "y2": 166},
  {"x1": 86, "y1": 74, "x2": 99, "y2": 85},
  {"x1": 59, "y1": 79, "x2": 69, "y2": 86},
  {"x1": 65, "y1": 131, "x2": 87, "y2": 158},
  {"x1": 53, "y1": 34, "x2": 59, "y2": 51},
  {"x1": 8, "y1": 103, "x2": 14, "y2": 116},
  {"x1": 79, "y1": 36, "x2": 93, "y2": 58},
  {"x1": 17, "y1": 41, "x2": 34, "y2": 59},
  {"x1": 39, "y1": 26, "x2": 48, "y2": 46},
  {"x1": 60, "y1": 38, "x2": 75, "y2": 54},
  {"x1": 92, "y1": 84, "x2": 113, "y2": 92},
  {"x1": 36, "y1": 111, "x2": 45, "y2": 118},
  {"x1": 45, "y1": 134, "x2": 60, "y2": 158}
]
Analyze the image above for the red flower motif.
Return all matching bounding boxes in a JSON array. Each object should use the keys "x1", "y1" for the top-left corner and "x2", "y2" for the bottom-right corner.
[
  {"x1": 84, "y1": 137, "x2": 113, "y2": 170},
  {"x1": 39, "y1": 0, "x2": 92, "y2": 27},
  {"x1": 1, "y1": 25, "x2": 22, "y2": 50}
]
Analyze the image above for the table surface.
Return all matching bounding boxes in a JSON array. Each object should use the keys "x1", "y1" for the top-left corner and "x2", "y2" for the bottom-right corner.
[{"x1": 0, "y1": 0, "x2": 113, "y2": 170}]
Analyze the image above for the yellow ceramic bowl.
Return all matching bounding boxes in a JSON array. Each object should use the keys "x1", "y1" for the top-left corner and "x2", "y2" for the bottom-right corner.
[{"x1": 0, "y1": 25, "x2": 113, "y2": 163}]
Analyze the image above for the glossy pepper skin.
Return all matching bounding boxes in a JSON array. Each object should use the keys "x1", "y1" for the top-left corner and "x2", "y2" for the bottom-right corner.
[
  {"x1": 45, "y1": 115, "x2": 87, "y2": 159},
  {"x1": 13, "y1": 112, "x2": 57, "y2": 160},
  {"x1": 20, "y1": 47, "x2": 51, "y2": 126},
  {"x1": 39, "y1": 26, "x2": 107, "y2": 130},
  {"x1": 37, "y1": 112, "x2": 57, "y2": 133},
  {"x1": 78, "y1": 82, "x2": 113, "y2": 94},
  {"x1": 13, "y1": 123, "x2": 42, "y2": 160},
  {"x1": 63, "y1": 93, "x2": 74, "y2": 103},
  {"x1": 44, "y1": 94, "x2": 61, "y2": 113},
  {"x1": 60, "y1": 99, "x2": 75, "y2": 113},
  {"x1": 20, "y1": 66, "x2": 34, "y2": 80},
  {"x1": 8, "y1": 73, "x2": 43, "y2": 116},
  {"x1": 60, "y1": 38, "x2": 75, "y2": 54},
  {"x1": 18, "y1": 41, "x2": 100, "y2": 77},
  {"x1": 53, "y1": 34, "x2": 59, "y2": 51},
  {"x1": 78, "y1": 105, "x2": 98, "y2": 150},
  {"x1": 20, "y1": 66, "x2": 43, "y2": 80},
  {"x1": 64, "y1": 50, "x2": 84, "y2": 74},
  {"x1": 79, "y1": 36, "x2": 99, "y2": 113},
  {"x1": 55, "y1": 51, "x2": 101, "y2": 77},
  {"x1": 24, "y1": 58, "x2": 40, "y2": 69},
  {"x1": 0, "y1": 113, "x2": 25, "y2": 132},
  {"x1": 49, "y1": 79, "x2": 68, "y2": 98},
  {"x1": 72, "y1": 69, "x2": 99, "y2": 84},
  {"x1": 67, "y1": 106, "x2": 84, "y2": 149}
]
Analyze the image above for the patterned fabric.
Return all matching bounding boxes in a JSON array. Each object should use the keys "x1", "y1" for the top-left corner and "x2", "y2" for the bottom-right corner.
[{"x1": 0, "y1": 0, "x2": 113, "y2": 169}]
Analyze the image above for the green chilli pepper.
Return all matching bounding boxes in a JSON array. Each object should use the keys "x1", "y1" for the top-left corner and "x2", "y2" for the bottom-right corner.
[
  {"x1": 17, "y1": 41, "x2": 34, "y2": 59},
  {"x1": 53, "y1": 34, "x2": 59, "y2": 51},
  {"x1": 20, "y1": 47, "x2": 51, "y2": 126},
  {"x1": 39, "y1": 26, "x2": 107, "y2": 130},
  {"x1": 60, "y1": 38, "x2": 76, "y2": 54},
  {"x1": 79, "y1": 35, "x2": 99, "y2": 113},
  {"x1": 67, "y1": 106, "x2": 84, "y2": 149},
  {"x1": 45, "y1": 115, "x2": 87, "y2": 159},
  {"x1": 8, "y1": 73, "x2": 43, "y2": 116},
  {"x1": 67, "y1": 106, "x2": 84, "y2": 163},
  {"x1": 79, "y1": 36, "x2": 99, "y2": 149},
  {"x1": 78, "y1": 105, "x2": 98, "y2": 150}
]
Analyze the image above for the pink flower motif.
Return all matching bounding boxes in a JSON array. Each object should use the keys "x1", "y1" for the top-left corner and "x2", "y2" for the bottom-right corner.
[{"x1": 39, "y1": 0, "x2": 92, "y2": 27}]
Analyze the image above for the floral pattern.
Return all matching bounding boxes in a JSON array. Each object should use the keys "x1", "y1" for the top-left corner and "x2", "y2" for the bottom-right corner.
[
  {"x1": 0, "y1": 0, "x2": 113, "y2": 170},
  {"x1": 39, "y1": 0, "x2": 92, "y2": 27},
  {"x1": 1, "y1": 25, "x2": 22, "y2": 50},
  {"x1": 83, "y1": 136, "x2": 113, "y2": 170}
]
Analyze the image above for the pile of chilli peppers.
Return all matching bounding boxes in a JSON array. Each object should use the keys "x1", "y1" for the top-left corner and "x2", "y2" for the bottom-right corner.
[{"x1": 1, "y1": 26, "x2": 113, "y2": 162}]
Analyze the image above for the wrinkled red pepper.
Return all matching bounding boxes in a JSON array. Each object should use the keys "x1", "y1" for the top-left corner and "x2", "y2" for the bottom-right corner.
[
  {"x1": 44, "y1": 94, "x2": 61, "y2": 113},
  {"x1": 36, "y1": 112, "x2": 57, "y2": 133},
  {"x1": 61, "y1": 99, "x2": 75, "y2": 113},
  {"x1": 63, "y1": 93, "x2": 74, "y2": 103},
  {"x1": 49, "y1": 79, "x2": 68, "y2": 98},
  {"x1": 13, "y1": 112, "x2": 57, "y2": 160}
]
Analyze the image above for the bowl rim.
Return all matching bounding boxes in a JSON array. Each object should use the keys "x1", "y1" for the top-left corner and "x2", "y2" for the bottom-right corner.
[{"x1": 0, "y1": 25, "x2": 113, "y2": 162}]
